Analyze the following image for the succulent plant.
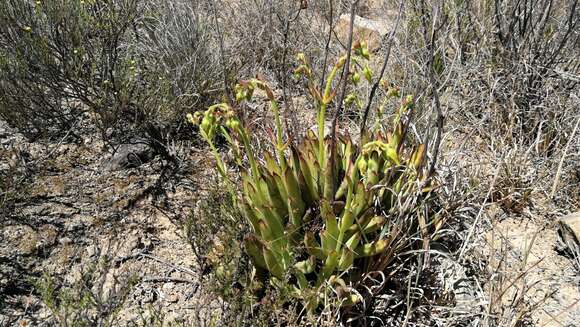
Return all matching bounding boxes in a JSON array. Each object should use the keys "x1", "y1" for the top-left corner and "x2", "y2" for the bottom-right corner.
[{"x1": 190, "y1": 42, "x2": 440, "y2": 311}]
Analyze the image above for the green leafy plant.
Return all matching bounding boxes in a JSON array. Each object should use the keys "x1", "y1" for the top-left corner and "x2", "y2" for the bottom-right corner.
[{"x1": 190, "y1": 42, "x2": 442, "y2": 312}]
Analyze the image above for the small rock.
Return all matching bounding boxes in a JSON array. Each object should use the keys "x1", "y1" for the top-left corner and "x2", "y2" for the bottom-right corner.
[
  {"x1": 140, "y1": 288, "x2": 157, "y2": 304},
  {"x1": 162, "y1": 282, "x2": 174, "y2": 291},
  {"x1": 165, "y1": 311, "x2": 180, "y2": 323},
  {"x1": 37, "y1": 225, "x2": 58, "y2": 249},
  {"x1": 559, "y1": 212, "x2": 580, "y2": 238},
  {"x1": 113, "y1": 233, "x2": 140, "y2": 259},
  {"x1": 86, "y1": 244, "x2": 99, "y2": 258},
  {"x1": 336, "y1": 14, "x2": 390, "y2": 52},
  {"x1": 0, "y1": 225, "x2": 39, "y2": 256},
  {"x1": 165, "y1": 293, "x2": 179, "y2": 303},
  {"x1": 59, "y1": 237, "x2": 72, "y2": 245},
  {"x1": 557, "y1": 212, "x2": 580, "y2": 269},
  {"x1": 103, "y1": 143, "x2": 154, "y2": 171}
]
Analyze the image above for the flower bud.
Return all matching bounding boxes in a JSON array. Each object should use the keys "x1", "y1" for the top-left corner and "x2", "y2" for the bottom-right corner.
[
  {"x1": 345, "y1": 93, "x2": 357, "y2": 106},
  {"x1": 336, "y1": 56, "x2": 347, "y2": 69},
  {"x1": 351, "y1": 72, "x2": 361, "y2": 85},
  {"x1": 296, "y1": 53, "x2": 306, "y2": 63},
  {"x1": 357, "y1": 157, "x2": 368, "y2": 174},
  {"x1": 225, "y1": 118, "x2": 241, "y2": 131},
  {"x1": 363, "y1": 66, "x2": 372, "y2": 83},
  {"x1": 186, "y1": 113, "x2": 195, "y2": 125},
  {"x1": 355, "y1": 41, "x2": 370, "y2": 60},
  {"x1": 386, "y1": 87, "x2": 399, "y2": 98}
]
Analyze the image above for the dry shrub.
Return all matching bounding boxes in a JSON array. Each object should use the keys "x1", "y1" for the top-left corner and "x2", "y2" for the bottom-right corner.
[
  {"x1": 387, "y1": 0, "x2": 578, "y2": 158},
  {"x1": 0, "y1": 0, "x2": 221, "y2": 157},
  {"x1": 386, "y1": 1, "x2": 578, "y2": 325},
  {"x1": 212, "y1": 0, "x2": 362, "y2": 85},
  {"x1": 392, "y1": 0, "x2": 578, "y2": 206},
  {"x1": 0, "y1": 0, "x2": 140, "y2": 141},
  {"x1": 451, "y1": 0, "x2": 578, "y2": 152},
  {"x1": 34, "y1": 259, "x2": 137, "y2": 327}
]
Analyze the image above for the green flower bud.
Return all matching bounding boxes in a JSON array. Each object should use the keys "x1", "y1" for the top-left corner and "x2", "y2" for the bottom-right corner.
[
  {"x1": 200, "y1": 115, "x2": 210, "y2": 130},
  {"x1": 294, "y1": 65, "x2": 312, "y2": 79},
  {"x1": 363, "y1": 66, "x2": 372, "y2": 83},
  {"x1": 200, "y1": 112, "x2": 217, "y2": 139},
  {"x1": 296, "y1": 52, "x2": 306, "y2": 63},
  {"x1": 187, "y1": 111, "x2": 203, "y2": 125},
  {"x1": 387, "y1": 87, "x2": 400, "y2": 98},
  {"x1": 235, "y1": 82, "x2": 255, "y2": 102},
  {"x1": 336, "y1": 55, "x2": 347, "y2": 69},
  {"x1": 354, "y1": 41, "x2": 370, "y2": 60},
  {"x1": 351, "y1": 72, "x2": 361, "y2": 85},
  {"x1": 235, "y1": 91, "x2": 245, "y2": 102},
  {"x1": 225, "y1": 118, "x2": 241, "y2": 131},
  {"x1": 345, "y1": 93, "x2": 357, "y2": 106},
  {"x1": 362, "y1": 41, "x2": 370, "y2": 59},
  {"x1": 186, "y1": 113, "x2": 195, "y2": 125},
  {"x1": 357, "y1": 157, "x2": 368, "y2": 174}
]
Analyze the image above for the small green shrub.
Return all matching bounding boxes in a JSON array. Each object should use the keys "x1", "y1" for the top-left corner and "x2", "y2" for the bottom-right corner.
[{"x1": 191, "y1": 43, "x2": 442, "y2": 313}]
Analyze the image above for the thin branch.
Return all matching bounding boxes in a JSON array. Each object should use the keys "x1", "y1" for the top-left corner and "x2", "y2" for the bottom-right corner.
[
  {"x1": 209, "y1": 0, "x2": 231, "y2": 102},
  {"x1": 550, "y1": 116, "x2": 580, "y2": 199},
  {"x1": 458, "y1": 162, "x2": 502, "y2": 259},
  {"x1": 329, "y1": 0, "x2": 358, "y2": 196},
  {"x1": 421, "y1": 1, "x2": 444, "y2": 178},
  {"x1": 319, "y1": 0, "x2": 334, "y2": 92},
  {"x1": 140, "y1": 253, "x2": 198, "y2": 277},
  {"x1": 360, "y1": 2, "x2": 404, "y2": 138},
  {"x1": 142, "y1": 276, "x2": 196, "y2": 284},
  {"x1": 279, "y1": 4, "x2": 303, "y2": 143}
]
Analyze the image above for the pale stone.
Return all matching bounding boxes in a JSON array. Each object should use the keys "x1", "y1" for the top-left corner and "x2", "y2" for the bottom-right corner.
[
  {"x1": 557, "y1": 212, "x2": 580, "y2": 267},
  {"x1": 336, "y1": 14, "x2": 390, "y2": 52}
]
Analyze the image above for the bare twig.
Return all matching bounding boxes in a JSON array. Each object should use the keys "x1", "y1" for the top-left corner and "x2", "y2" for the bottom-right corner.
[
  {"x1": 459, "y1": 162, "x2": 502, "y2": 259},
  {"x1": 209, "y1": 0, "x2": 231, "y2": 102},
  {"x1": 142, "y1": 276, "x2": 196, "y2": 284},
  {"x1": 329, "y1": 0, "x2": 358, "y2": 195},
  {"x1": 360, "y1": 2, "x2": 403, "y2": 138},
  {"x1": 538, "y1": 298, "x2": 580, "y2": 327},
  {"x1": 32, "y1": 116, "x2": 81, "y2": 165},
  {"x1": 140, "y1": 253, "x2": 198, "y2": 277},
  {"x1": 319, "y1": 0, "x2": 334, "y2": 92},
  {"x1": 279, "y1": 4, "x2": 303, "y2": 142},
  {"x1": 550, "y1": 116, "x2": 580, "y2": 199},
  {"x1": 420, "y1": 2, "x2": 445, "y2": 178}
]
